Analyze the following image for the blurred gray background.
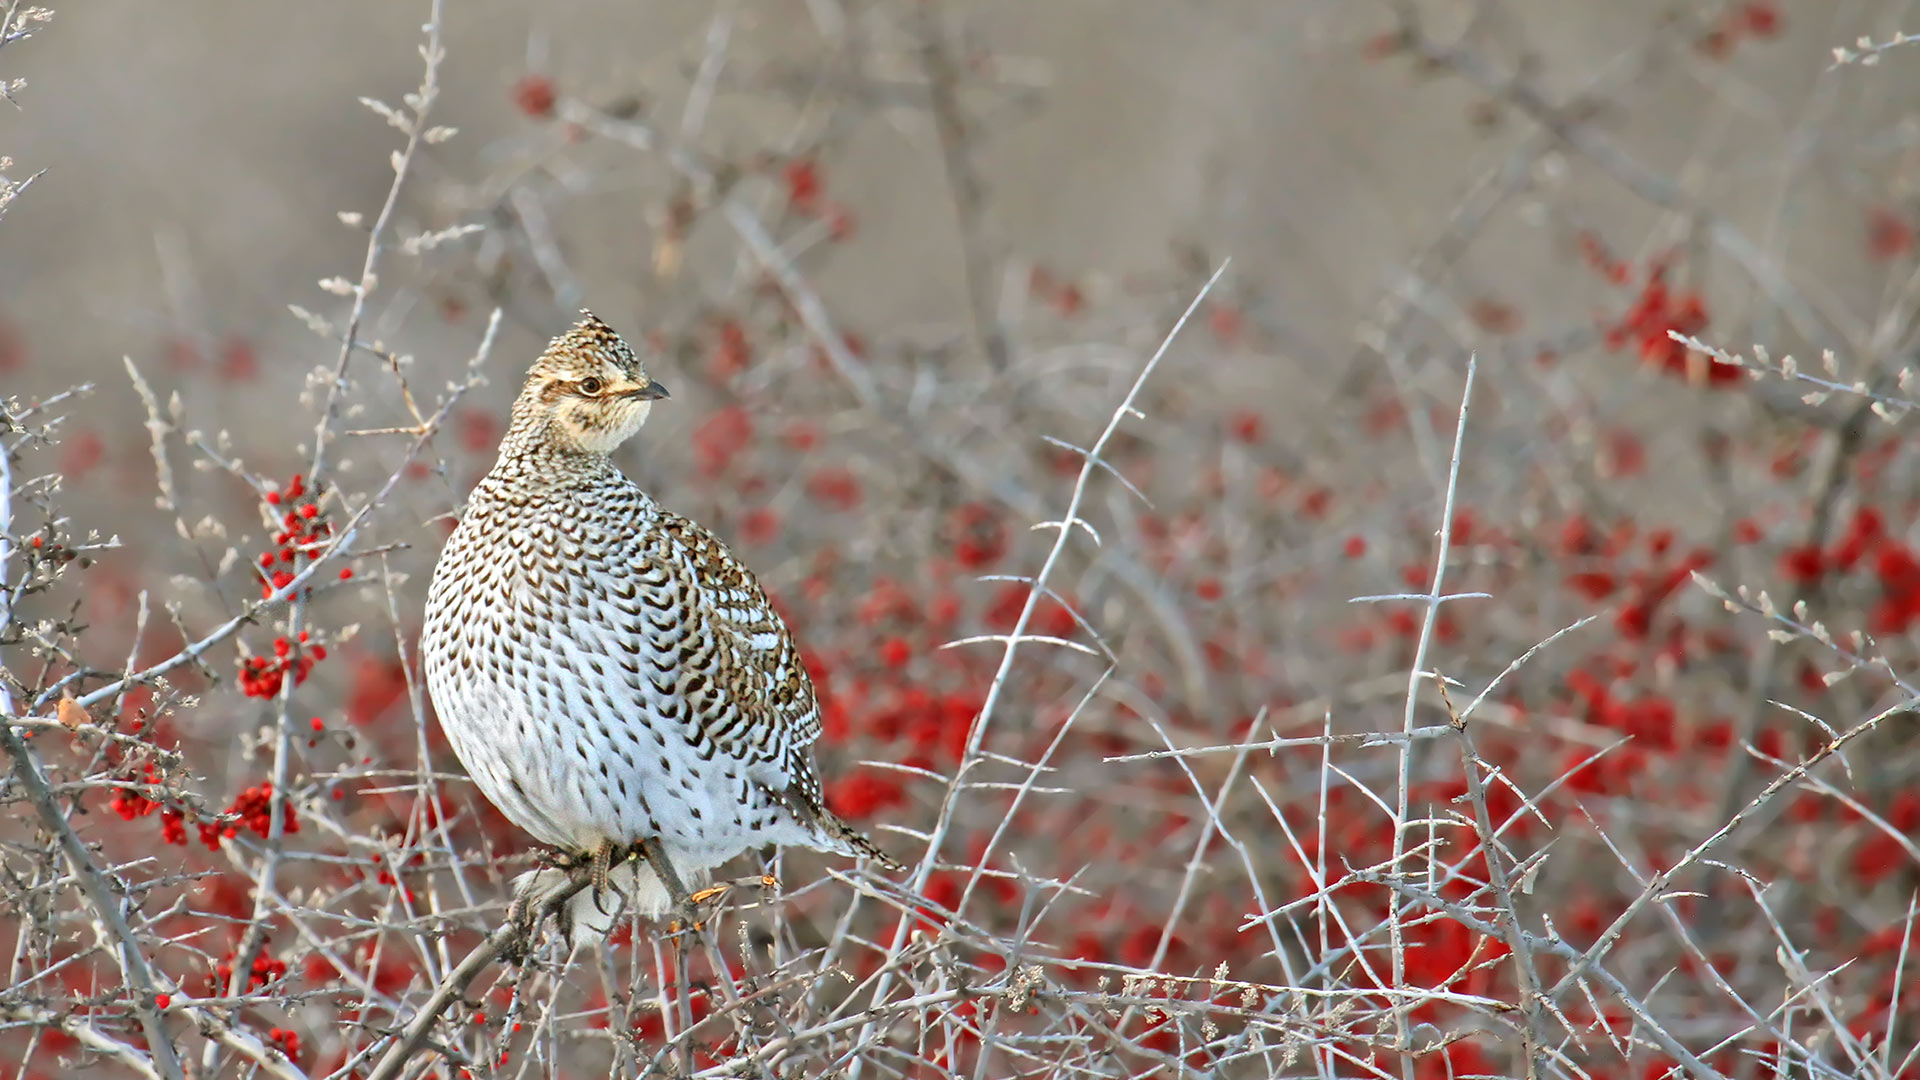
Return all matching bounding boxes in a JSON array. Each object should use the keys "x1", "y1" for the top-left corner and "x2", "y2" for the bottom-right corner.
[{"x1": 8, "y1": 2, "x2": 1907, "y2": 409}]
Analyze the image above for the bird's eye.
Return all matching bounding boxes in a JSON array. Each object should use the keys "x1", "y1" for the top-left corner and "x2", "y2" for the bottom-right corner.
[{"x1": 578, "y1": 377, "x2": 604, "y2": 396}]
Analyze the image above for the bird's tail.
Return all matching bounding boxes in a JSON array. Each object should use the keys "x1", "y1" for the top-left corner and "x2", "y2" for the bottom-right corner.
[{"x1": 820, "y1": 811, "x2": 905, "y2": 872}]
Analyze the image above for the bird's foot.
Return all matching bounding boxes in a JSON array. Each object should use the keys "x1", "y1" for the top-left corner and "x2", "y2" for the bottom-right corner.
[
  {"x1": 587, "y1": 838, "x2": 627, "y2": 919},
  {"x1": 502, "y1": 886, "x2": 541, "y2": 965},
  {"x1": 673, "y1": 884, "x2": 724, "y2": 930},
  {"x1": 687, "y1": 872, "x2": 780, "y2": 907},
  {"x1": 503, "y1": 845, "x2": 622, "y2": 960},
  {"x1": 631, "y1": 835, "x2": 707, "y2": 933},
  {"x1": 666, "y1": 873, "x2": 781, "y2": 934}
]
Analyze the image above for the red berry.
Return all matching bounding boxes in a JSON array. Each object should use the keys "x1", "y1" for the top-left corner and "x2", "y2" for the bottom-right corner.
[
  {"x1": 1740, "y1": 2, "x2": 1780, "y2": 37},
  {"x1": 784, "y1": 158, "x2": 821, "y2": 213},
  {"x1": 1228, "y1": 410, "x2": 1264, "y2": 444},
  {"x1": 512, "y1": 74, "x2": 556, "y2": 119},
  {"x1": 1870, "y1": 207, "x2": 1913, "y2": 261}
]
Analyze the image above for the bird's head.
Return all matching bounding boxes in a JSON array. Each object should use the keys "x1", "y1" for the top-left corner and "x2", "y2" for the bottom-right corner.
[{"x1": 509, "y1": 311, "x2": 670, "y2": 457}]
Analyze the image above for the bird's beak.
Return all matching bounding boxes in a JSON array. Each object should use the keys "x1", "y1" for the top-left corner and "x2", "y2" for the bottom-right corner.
[{"x1": 628, "y1": 379, "x2": 670, "y2": 401}]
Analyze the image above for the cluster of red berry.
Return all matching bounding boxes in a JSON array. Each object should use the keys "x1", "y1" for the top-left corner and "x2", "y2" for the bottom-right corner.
[
  {"x1": 213, "y1": 948, "x2": 287, "y2": 993},
  {"x1": 1773, "y1": 506, "x2": 1920, "y2": 633},
  {"x1": 191, "y1": 780, "x2": 298, "y2": 851},
  {"x1": 1601, "y1": 261, "x2": 1737, "y2": 386},
  {"x1": 107, "y1": 759, "x2": 191, "y2": 845},
  {"x1": 1696, "y1": 2, "x2": 1784, "y2": 58},
  {"x1": 238, "y1": 631, "x2": 326, "y2": 699},
  {"x1": 257, "y1": 473, "x2": 348, "y2": 598},
  {"x1": 108, "y1": 760, "x2": 167, "y2": 822},
  {"x1": 265, "y1": 1026, "x2": 302, "y2": 1062}
]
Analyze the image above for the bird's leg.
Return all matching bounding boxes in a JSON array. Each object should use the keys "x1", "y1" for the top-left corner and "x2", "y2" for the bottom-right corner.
[
  {"x1": 589, "y1": 837, "x2": 620, "y2": 918},
  {"x1": 502, "y1": 879, "x2": 543, "y2": 965},
  {"x1": 686, "y1": 873, "x2": 781, "y2": 907},
  {"x1": 636, "y1": 835, "x2": 691, "y2": 905},
  {"x1": 636, "y1": 835, "x2": 701, "y2": 929}
]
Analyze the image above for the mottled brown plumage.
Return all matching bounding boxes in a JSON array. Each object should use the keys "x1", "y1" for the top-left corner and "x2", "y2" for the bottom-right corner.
[{"x1": 421, "y1": 312, "x2": 894, "y2": 942}]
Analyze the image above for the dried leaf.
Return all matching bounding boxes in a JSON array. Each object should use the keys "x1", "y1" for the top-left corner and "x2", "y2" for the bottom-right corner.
[{"x1": 57, "y1": 695, "x2": 86, "y2": 731}]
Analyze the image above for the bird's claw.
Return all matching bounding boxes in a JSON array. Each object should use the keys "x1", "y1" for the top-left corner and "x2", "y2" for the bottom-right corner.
[
  {"x1": 667, "y1": 873, "x2": 780, "y2": 933},
  {"x1": 588, "y1": 838, "x2": 622, "y2": 918},
  {"x1": 502, "y1": 891, "x2": 540, "y2": 965}
]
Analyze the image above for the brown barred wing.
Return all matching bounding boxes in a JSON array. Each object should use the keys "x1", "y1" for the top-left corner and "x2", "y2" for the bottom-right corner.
[{"x1": 649, "y1": 512, "x2": 826, "y2": 774}]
